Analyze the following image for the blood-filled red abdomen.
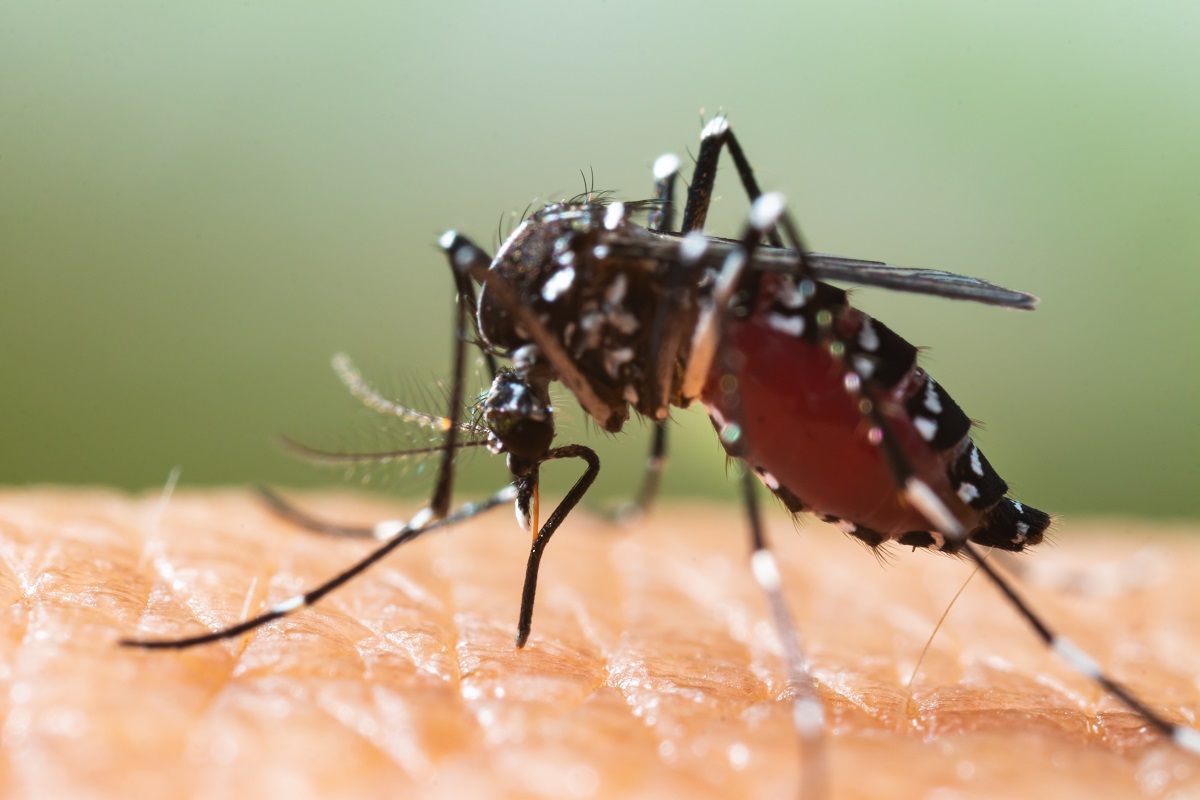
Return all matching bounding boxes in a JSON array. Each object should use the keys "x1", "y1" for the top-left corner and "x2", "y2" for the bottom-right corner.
[{"x1": 701, "y1": 316, "x2": 978, "y2": 538}]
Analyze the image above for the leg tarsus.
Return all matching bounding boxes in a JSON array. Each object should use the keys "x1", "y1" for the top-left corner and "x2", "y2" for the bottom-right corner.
[{"x1": 739, "y1": 468, "x2": 829, "y2": 799}]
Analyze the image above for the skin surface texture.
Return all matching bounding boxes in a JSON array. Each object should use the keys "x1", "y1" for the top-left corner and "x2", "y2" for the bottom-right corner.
[{"x1": 0, "y1": 488, "x2": 1198, "y2": 799}]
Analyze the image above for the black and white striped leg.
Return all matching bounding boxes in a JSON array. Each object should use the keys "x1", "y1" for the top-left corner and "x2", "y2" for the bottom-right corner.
[
  {"x1": 120, "y1": 487, "x2": 515, "y2": 649},
  {"x1": 682, "y1": 193, "x2": 787, "y2": 400},
  {"x1": 647, "y1": 152, "x2": 681, "y2": 233},
  {"x1": 680, "y1": 115, "x2": 784, "y2": 248},
  {"x1": 515, "y1": 444, "x2": 601, "y2": 648},
  {"x1": 646, "y1": 117, "x2": 789, "y2": 411},
  {"x1": 765, "y1": 201, "x2": 1200, "y2": 757},
  {"x1": 641, "y1": 152, "x2": 693, "y2": 415},
  {"x1": 966, "y1": 542, "x2": 1200, "y2": 754},
  {"x1": 642, "y1": 117, "x2": 783, "y2": 421},
  {"x1": 599, "y1": 155, "x2": 680, "y2": 524},
  {"x1": 740, "y1": 468, "x2": 828, "y2": 799},
  {"x1": 425, "y1": 233, "x2": 498, "y2": 519},
  {"x1": 698, "y1": 195, "x2": 829, "y2": 794}
]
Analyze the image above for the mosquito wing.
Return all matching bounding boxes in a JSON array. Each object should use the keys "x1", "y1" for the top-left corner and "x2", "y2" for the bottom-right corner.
[
  {"x1": 802, "y1": 253, "x2": 1038, "y2": 309},
  {"x1": 634, "y1": 230, "x2": 1038, "y2": 310}
]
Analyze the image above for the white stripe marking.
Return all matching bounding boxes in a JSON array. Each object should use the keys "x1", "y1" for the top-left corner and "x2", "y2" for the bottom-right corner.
[
  {"x1": 373, "y1": 519, "x2": 408, "y2": 541},
  {"x1": 777, "y1": 283, "x2": 807, "y2": 309},
  {"x1": 653, "y1": 153, "x2": 681, "y2": 180},
  {"x1": 970, "y1": 445, "x2": 984, "y2": 476},
  {"x1": 750, "y1": 550, "x2": 782, "y2": 592},
  {"x1": 749, "y1": 192, "x2": 786, "y2": 232},
  {"x1": 701, "y1": 116, "x2": 730, "y2": 139},
  {"x1": 852, "y1": 356, "x2": 875, "y2": 378},
  {"x1": 680, "y1": 231, "x2": 708, "y2": 262},
  {"x1": 541, "y1": 266, "x2": 576, "y2": 301},
  {"x1": 858, "y1": 318, "x2": 880, "y2": 352},
  {"x1": 766, "y1": 313, "x2": 805, "y2": 337},
  {"x1": 924, "y1": 378, "x2": 943, "y2": 414},
  {"x1": 603, "y1": 202, "x2": 625, "y2": 231},
  {"x1": 1174, "y1": 726, "x2": 1200, "y2": 755},
  {"x1": 273, "y1": 595, "x2": 306, "y2": 614},
  {"x1": 906, "y1": 478, "x2": 965, "y2": 538},
  {"x1": 793, "y1": 698, "x2": 826, "y2": 739},
  {"x1": 1052, "y1": 636, "x2": 1101, "y2": 679}
]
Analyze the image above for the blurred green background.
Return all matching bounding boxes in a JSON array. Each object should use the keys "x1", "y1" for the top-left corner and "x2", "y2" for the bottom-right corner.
[{"x1": 2, "y1": 1, "x2": 1198, "y2": 518}]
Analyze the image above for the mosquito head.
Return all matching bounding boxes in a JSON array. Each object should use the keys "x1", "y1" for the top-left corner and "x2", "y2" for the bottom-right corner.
[{"x1": 482, "y1": 369, "x2": 555, "y2": 475}]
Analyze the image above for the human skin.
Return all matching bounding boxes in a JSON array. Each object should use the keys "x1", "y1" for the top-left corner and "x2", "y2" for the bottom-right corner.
[{"x1": 1, "y1": 488, "x2": 1198, "y2": 799}]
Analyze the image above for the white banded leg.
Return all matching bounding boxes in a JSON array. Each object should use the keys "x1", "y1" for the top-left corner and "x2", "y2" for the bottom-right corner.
[
  {"x1": 121, "y1": 486, "x2": 515, "y2": 650},
  {"x1": 740, "y1": 468, "x2": 828, "y2": 799},
  {"x1": 762, "y1": 200, "x2": 1200, "y2": 758},
  {"x1": 695, "y1": 191, "x2": 831, "y2": 795}
]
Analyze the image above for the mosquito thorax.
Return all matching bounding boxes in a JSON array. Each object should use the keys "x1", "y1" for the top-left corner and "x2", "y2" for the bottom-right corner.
[
  {"x1": 481, "y1": 369, "x2": 555, "y2": 475},
  {"x1": 478, "y1": 203, "x2": 596, "y2": 352},
  {"x1": 476, "y1": 201, "x2": 698, "y2": 430}
]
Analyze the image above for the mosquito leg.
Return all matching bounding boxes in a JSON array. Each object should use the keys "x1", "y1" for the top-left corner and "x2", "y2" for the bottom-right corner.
[
  {"x1": 638, "y1": 151, "x2": 701, "y2": 418},
  {"x1": 121, "y1": 486, "x2": 516, "y2": 649},
  {"x1": 681, "y1": 194, "x2": 781, "y2": 400},
  {"x1": 647, "y1": 152, "x2": 681, "y2": 233},
  {"x1": 870, "y1": 381, "x2": 1200, "y2": 750},
  {"x1": 428, "y1": 232, "x2": 505, "y2": 518},
  {"x1": 257, "y1": 485, "x2": 375, "y2": 539},
  {"x1": 963, "y1": 541, "x2": 1200, "y2": 754},
  {"x1": 610, "y1": 421, "x2": 668, "y2": 524},
  {"x1": 616, "y1": 131, "x2": 744, "y2": 514},
  {"x1": 255, "y1": 481, "x2": 480, "y2": 541},
  {"x1": 452, "y1": 262, "x2": 499, "y2": 381},
  {"x1": 696, "y1": 196, "x2": 829, "y2": 793},
  {"x1": 761, "y1": 197, "x2": 1200, "y2": 756},
  {"x1": 514, "y1": 444, "x2": 600, "y2": 648},
  {"x1": 740, "y1": 467, "x2": 828, "y2": 798},
  {"x1": 648, "y1": 116, "x2": 790, "y2": 413},
  {"x1": 680, "y1": 115, "x2": 784, "y2": 247}
]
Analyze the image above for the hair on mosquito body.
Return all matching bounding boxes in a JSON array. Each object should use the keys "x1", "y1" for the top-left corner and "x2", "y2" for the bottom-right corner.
[{"x1": 122, "y1": 115, "x2": 1200, "y2": 796}]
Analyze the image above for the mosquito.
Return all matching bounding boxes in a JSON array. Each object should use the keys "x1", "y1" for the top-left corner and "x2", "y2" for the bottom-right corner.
[{"x1": 123, "y1": 116, "x2": 1200, "y2": 796}]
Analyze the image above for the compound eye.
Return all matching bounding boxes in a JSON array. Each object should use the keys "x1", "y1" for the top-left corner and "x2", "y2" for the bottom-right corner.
[
  {"x1": 483, "y1": 371, "x2": 555, "y2": 462},
  {"x1": 493, "y1": 416, "x2": 555, "y2": 464}
]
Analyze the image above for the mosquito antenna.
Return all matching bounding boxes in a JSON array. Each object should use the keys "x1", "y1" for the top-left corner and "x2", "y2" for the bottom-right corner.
[
  {"x1": 332, "y1": 353, "x2": 472, "y2": 433},
  {"x1": 279, "y1": 436, "x2": 489, "y2": 465}
]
